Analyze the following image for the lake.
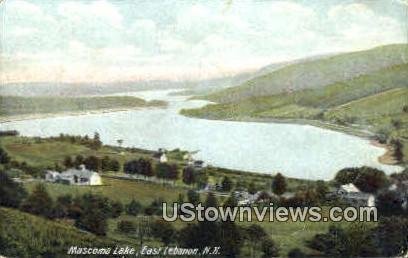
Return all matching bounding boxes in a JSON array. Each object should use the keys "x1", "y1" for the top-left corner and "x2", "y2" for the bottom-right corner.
[{"x1": 0, "y1": 89, "x2": 402, "y2": 180}]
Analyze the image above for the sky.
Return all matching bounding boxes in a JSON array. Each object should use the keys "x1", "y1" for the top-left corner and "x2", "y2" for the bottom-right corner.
[{"x1": 0, "y1": 0, "x2": 407, "y2": 83}]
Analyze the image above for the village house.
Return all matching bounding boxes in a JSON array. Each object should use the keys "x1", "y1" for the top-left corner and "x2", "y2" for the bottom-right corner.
[
  {"x1": 45, "y1": 165, "x2": 102, "y2": 186},
  {"x1": 234, "y1": 190, "x2": 262, "y2": 206},
  {"x1": 153, "y1": 148, "x2": 168, "y2": 163},
  {"x1": 336, "y1": 183, "x2": 375, "y2": 207}
]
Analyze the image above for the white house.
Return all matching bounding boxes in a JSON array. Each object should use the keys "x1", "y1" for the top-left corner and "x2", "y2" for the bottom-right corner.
[
  {"x1": 338, "y1": 183, "x2": 360, "y2": 194},
  {"x1": 159, "y1": 153, "x2": 168, "y2": 163},
  {"x1": 45, "y1": 165, "x2": 102, "y2": 186},
  {"x1": 337, "y1": 183, "x2": 375, "y2": 207},
  {"x1": 235, "y1": 191, "x2": 262, "y2": 206}
]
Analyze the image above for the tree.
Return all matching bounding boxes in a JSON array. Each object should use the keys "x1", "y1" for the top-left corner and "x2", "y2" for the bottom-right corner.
[
  {"x1": 219, "y1": 219, "x2": 242, "y2": 257},
  {"x1": 195, "y1": 169, "x2": 209, "y2": 189},
  {"x1": 126, "y1": 199, "x2": 143, "y2": 216},
  {"x1": 353, "y1": 167, "x2": 387, "y2": 193},
  {"x1": 117, "y1": 220, "x2": 136, "y2": 234},
  {"x1": 21, "y1": 184, "x2": 53, "y2": 218},
  {"x1": 0, "y1": 147, "x2": 10, "y2": 164},
  {"x1": 315, "y1": 180, "x2": 329, "y2": 203},
  {"x1": 144, "y1": 198, "x2": 164, "y2": 216},
  {"x1": 187, "y1": 189, "x2": 200, "y2": 205},
  {"x1": 0, "y1": 170, "x2": 27, "y2": 208},
  {"x1": 182, "y1": 166, "x2": 196, "y2": 185},
  {"x1": 110, "y1": 201, "x2": 124, "y2": 218},
  {"x1": 52, "y1": 194, "x2": 74, "y2": 218},
  {"x1": 334, "y1": 167, "x2": 360, "y2": 185},
  {"x1": 91, "y1": 132, "x2": 102, "y2": 150},
  {"x1": 391, "y1": 119, "x2": 402, "y2": 129},
  {"x1": 100, "y1": 156, "x2": 120, "y2": 172},
  {"x1": 101, "y1": 156, "x2": 111, "y2": 171},
  {"x1": 109, "y1": 159, "x2": 120, "y2": 172},
  {"x1": 376, "y1": 190, "x2": 404, "y2": 216},
  {"x1": 117, "y1": 139, "x2": 123, "y2": 148},
  {"x1": 151, "y1": 220, "x2": 176, "y2": 245},
  {"x1": 219, "y1": 196, "x2": 243, "y2": 257},
  {"x1": 272, "y1": 173, "x2": 286, "y2": 196},
  {"x1": 375, "y1": 216, "x2": 408, "y2": 256},
  {"x1": 245, "y1": 224, "x2": 268, "y2": 257},
  {"x1": 261, "y1": 237, "x2": 279, "y2": 258},
  {"x1": 223, "y1": 195, "x2": 238, "y2": 207},
  {"x1": 124, "y1": 158, "x2": 153, "y2": 177},
  {"x1": 155, "y1": 163, "x2": 178, "y2": 180},
  {"x1": 74, "y1": 154, "x2": 85, "y2": 167},
  {"x1": 335, "y1": 167, "x2": 388, "y2": 193},
  {"x1": 221, "y1": 176, "x2": 233, "y2": 192},
  {"x1": 75, "y1": 193, "x2": 111, "y2": 235},
  {"x1": 84, "y1": 156, "x2": 101, "y2": 171},
  {"x1": 288, "y1": 248, "x2": 306, "y2": 258},
  {"x1": 63, "y1": 156, "x2": 74, "y2": 168},
  {"x1": 196, "y1": 193, "x2": 221, "y2": 248},
  {"x1": 248, "y1": 181, "x2": 257, "y2": 194},
  {"x1": 307, "y1": 224, "x2": 378, "y2": 257},
  {"x1": 391, "y1": 139, "x2": 403, "y2": 163}
]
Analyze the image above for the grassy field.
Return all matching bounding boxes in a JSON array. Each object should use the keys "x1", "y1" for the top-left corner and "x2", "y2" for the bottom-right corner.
[
  {"x1": 0, "y1": 95, "x2": 166, "y2": 118},
  {"x1": 24, "y1": 177, "x2": 187, "y2": 206},
  {"x1": 0, "y1": 136, "x2": 155, "y2": 169},
  {"x1": 0, "y1": 207, "x2": 129, "y2": 257},
  {"x1": 0, "y1": 135, "x2": 313, "y2": 191}
]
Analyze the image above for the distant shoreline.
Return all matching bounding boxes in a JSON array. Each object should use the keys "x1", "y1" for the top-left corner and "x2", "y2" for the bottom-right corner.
[
  {"x1": 0, "y1": 106, "x2": 164, "y2": 124},
  {"x1": 1, "y1": 98, "x2": 398, "y2": 169}
]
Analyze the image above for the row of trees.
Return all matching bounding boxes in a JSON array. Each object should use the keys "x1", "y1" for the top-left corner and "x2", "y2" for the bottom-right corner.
[
  {"x1": 124, "y1": 158, "x2": 179, "y2": 180},
  {"x1": 53, "y1": 132, "x2": 102, "y2": 150},
  {"x1": 334, "y1": 166, "x2": 388, "y2": 193},
  {"x1": 63, "y1": 155, "x2": 120, "y2": 172},
  {"x1": 0, "y1": 146, "x2": 10, "y2": 164},
  {"x1": 307, "y1": 217, "x2": 408, "y2": 257},
  {"x1": 124, "y1": 158, "x2": 211, "y2": 185},
  {"x1": 117, "y1": 193, "x2": 279, "y2": 258}
]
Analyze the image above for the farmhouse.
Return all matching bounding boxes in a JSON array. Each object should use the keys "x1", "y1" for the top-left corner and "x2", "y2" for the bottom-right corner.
[
  {"x1": 45, "y1": 165, "x2": 102, "y2": 186},
  {"x1": 234, "y1": 190, "x2": 261, "y2": 206},
  {"x1": 153, "y1": 148, "x2": 168, "y2": 163},
  {"x1": 336, "y1": 183, "x2": 375, "y2": 207}
]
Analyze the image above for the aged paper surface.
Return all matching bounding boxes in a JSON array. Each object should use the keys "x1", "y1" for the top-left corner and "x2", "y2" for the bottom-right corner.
[{"x1": 0, "y1": 1, "x2": 407, "y2": 257}]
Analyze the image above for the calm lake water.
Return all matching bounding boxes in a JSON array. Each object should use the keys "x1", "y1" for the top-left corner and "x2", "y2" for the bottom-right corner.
[{"x1": 0, "y1": 89, "x2": 401, "y2": 180}]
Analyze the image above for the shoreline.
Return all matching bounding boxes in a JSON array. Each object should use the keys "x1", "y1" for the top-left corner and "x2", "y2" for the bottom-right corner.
[
  {"x1": 0, "y1": 100, "x2": 399, "y2": 169},
  {"x1": 370, "y1": 140, "x2": 398, "y2": 165},
  {"x1": 0, "y1": 106, "x2": 165, "y2": 124}
]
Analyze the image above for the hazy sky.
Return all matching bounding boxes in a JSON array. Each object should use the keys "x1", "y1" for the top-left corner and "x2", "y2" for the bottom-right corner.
[{"x1": 1, "y1": 0, "x2": 407, "y2": 83}]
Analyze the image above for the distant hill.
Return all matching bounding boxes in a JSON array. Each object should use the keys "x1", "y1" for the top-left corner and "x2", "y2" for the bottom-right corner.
[
  {"x1": 205, "y1": 44, "x2": 408, "y2": 103},
  {"x1": 182, "y1": 45, "x2": 408, "y2": 163},
  {"x1": 183, "y1": 64, "x2": 408, "y2": 119},
  {"x1": 0, "y1": 80, "x2": 195, "y2": 97}
]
